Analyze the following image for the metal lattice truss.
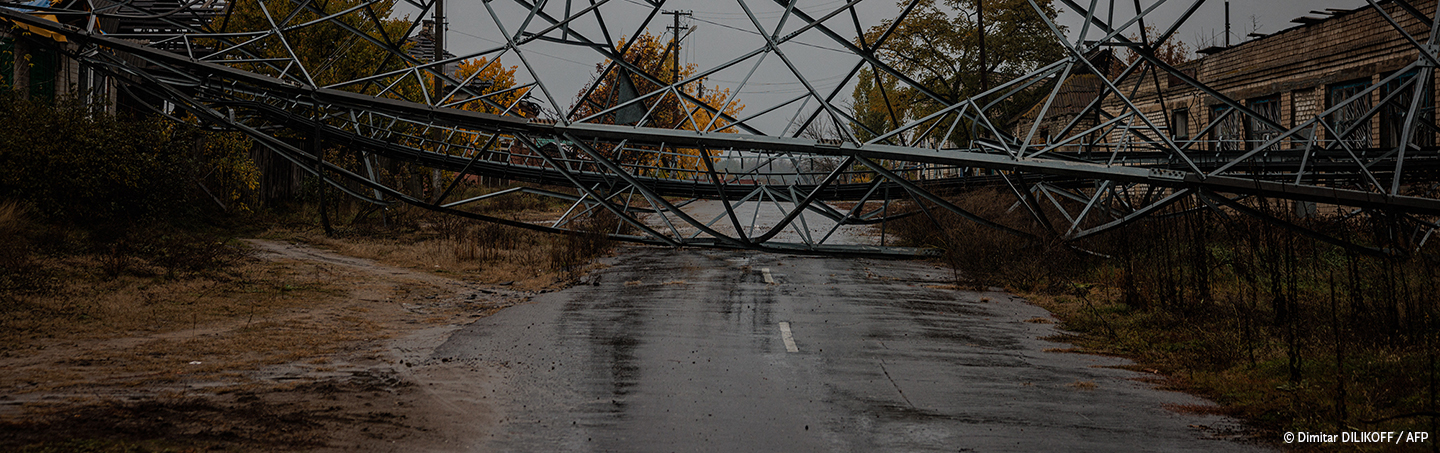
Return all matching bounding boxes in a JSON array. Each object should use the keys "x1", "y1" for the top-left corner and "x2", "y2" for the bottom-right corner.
[{"x1": 5, "y1": 0, "x2": 1440, "y2": 256}]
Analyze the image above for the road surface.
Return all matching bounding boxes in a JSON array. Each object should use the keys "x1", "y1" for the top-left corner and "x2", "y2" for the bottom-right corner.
[{"x1": 430, "y1": 246, "x2": 1266, "y2": 452}]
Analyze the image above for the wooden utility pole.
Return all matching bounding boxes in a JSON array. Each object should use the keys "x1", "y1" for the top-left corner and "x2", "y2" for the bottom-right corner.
[
  {"x1": 663, "y1": 9, "x2": 692, "y2": 134},
  {"x1": 431, "y1": 0, "x2": 446, "y2": 201},
  {"x1": 663, "y1": 10, "x2": 691, "y2": 85},
  {"x1": 433, "y1": 0, "x2": 445, "y2": 65}
]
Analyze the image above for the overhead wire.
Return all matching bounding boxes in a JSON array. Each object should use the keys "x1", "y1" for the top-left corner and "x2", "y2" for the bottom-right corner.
[
  {"x1": 687, "y1": 0, "x2": 854, "y2": 18},
  {"x1": 686, "y1": 16, "x2": 850, "y2": 54},
  {"x1": 450, "y1": 29, "x2": 594, "y2": 67}
]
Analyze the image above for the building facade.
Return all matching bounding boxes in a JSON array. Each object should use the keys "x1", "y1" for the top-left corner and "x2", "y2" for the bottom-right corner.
[{"x1": 1018, "y1": 0, "x2": 1438, "y2": 158}]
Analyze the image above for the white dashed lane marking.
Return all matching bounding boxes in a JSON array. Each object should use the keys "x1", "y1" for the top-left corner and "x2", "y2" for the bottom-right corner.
[{"x1": 779, "y1": 322, "x2": 799, "y2": 353}]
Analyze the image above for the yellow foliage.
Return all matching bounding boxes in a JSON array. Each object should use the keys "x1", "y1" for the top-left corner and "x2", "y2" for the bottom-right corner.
[
  {"x1": 570, "y1": 32, "x2": 745, "y2": 175},
  {"x1": 451, "y1": 57, "x2": 528, "y2": 115}
]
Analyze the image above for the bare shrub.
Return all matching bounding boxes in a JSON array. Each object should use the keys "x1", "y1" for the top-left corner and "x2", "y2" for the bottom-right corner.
[
  {"x1": 0, "y1": 200, "x2": 33, "y2": 275},
  {"x1": 460, "y1": 220, "x2": 538, "y2": 264},
  {"x1": 486, "y1": 192, "x2": 548, "y2": 212},
  {"x1": 889, "y1": 188, "x2": 1082, "y2": 292},
  {"x1": 0, "y1": 200, "x2": 53, "y2": 303},
  {"x1": 452, "y1": 229, "x2": 480, "y2": 262},
  {"x1": 431, "y1": 210, "x2": 469, "y2": 242},
  {"x1": 139, "y1": 231, "x2": 251, "y2": 276},
  {"x1": 98, "y1": 242, "x2": 131, "y2": 279},
  {"x1": 548, "y1": 211, "x2": 624, "y2": 276}
]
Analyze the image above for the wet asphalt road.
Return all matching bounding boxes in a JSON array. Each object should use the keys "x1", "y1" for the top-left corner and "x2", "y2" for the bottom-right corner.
[{"x1": 433, "y1": 247, "x2": 1267, "y2": 452}]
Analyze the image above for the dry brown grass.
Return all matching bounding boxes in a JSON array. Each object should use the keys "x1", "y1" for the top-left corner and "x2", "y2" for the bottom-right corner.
[
  {"x1": 0, "y1": 200, "x2": 47, "y2": 297},
  {"x1": 1163, "y1": 403, "x2": 1230, "y2": 416},
  {"x1": 0, "y1": 192, "x2": 623, "y2": 393},
  {"x1": 271, "y1": 206, "x2": 622, "y2": 291},
  {"x1": 0, "y1": 256, "x2": 326, "y2": 340},
  {"x1": 0, "y1": 252, "x2": 351, "y2": 390},
  {"x1": 277, "y1": 227, "x2": 568, "y2": 291},
  {"x1": 0, "y1": 199, "x2": 24, "y2": 242}
]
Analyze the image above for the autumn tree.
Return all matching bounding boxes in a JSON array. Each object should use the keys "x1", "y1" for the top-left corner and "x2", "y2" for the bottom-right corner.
[
  {"x1": 570, "y1": 32, "x2": 743, "y2": 175},
  {"x1": 451, "y1": 57, "x2": 528, "y2": 115},
  {"x1": 1116, "y1": 25, "x2": 1193, "y2": 70},
  {"x1": 849, "y1": 0, "x2": 1066, "y2": 145},
  {"x1": 210, "y1": 2, "x2": 535, "y2": 211},
  {"x1": 213, "y1": 0, "x2": 416, "y2": 94}
]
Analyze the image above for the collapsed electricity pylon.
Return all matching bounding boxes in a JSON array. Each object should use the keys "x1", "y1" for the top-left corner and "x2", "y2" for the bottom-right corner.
[{"x1": 3, "y1": 0, "x2": 1440, "y2": 256}]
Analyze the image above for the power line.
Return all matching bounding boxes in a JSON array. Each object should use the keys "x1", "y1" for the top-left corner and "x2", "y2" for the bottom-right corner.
[
  {"x1": 687, "y1": 16, "x2": 850, "y2": 54},
  {"x1": 710, "y1": 73, "x2": 850, "y2": 85},
  {"x1": 449, "y1": 29, "x2": 594, "y2": 67},
  {"x1": 688, "y1": 0, "x2": 853, "y2": 17}
]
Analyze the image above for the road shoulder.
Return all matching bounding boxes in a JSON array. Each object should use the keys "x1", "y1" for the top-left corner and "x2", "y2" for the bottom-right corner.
[{"x1": 0, "y1": 239, "x2": 532, "y2": 452}]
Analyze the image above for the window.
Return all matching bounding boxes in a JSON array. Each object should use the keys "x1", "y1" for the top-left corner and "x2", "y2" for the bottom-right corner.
[
  {"x1": 1379, "y1": 70, "x2": 1434, "y2": 149},
  {"x1": 1248, "y1": 96, "x2": 1282, "y2": 150},
  {"x1": 1328, "y1": 79, "x2": 1372, "y2": 149},
  {"x1": 1171, "y1": 109, "x2": 1189, "y2": 141},
  {"x1": 0, "y1": 38, "x2": 59, "y2": 102},
  {"x1": 1211, "y1": 105, "x2": 1245, "y2": 153},
  {"x1": 27, "y1": 45, "x2": 58, "y2": 103}
]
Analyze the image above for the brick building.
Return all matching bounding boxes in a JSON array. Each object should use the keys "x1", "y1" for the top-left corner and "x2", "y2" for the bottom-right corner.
[{"x1": 1017, "y1": 0, "x2": 1438, "y2": 156}]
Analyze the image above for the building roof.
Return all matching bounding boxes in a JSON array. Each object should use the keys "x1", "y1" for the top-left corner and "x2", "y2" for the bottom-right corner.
[{"x1": 404, "y1": 20, "x2": 456, "y2": 65}]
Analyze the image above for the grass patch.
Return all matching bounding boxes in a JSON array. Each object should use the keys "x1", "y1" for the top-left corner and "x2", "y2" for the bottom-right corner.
[
  {"x1": 889, "y1": 188, "x2": 1440, "y2": 442},
  {"x1": 261, "y1": 204, "x2": 621, "y2": 292},
  {"x1": 0, "y1": 250, "x2": 343, "y2": 391}
]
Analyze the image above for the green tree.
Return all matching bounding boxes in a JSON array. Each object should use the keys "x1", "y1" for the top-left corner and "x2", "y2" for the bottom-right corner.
[
  {"x1": 850, "y1": 0, "x2": 1066, "y2": 145},
  {"x1": 0, "y1": 94, "x2": 257, "y2": 227},
  {"x1": 849, "y1": 66, "x2": 906, "y2": 143}
]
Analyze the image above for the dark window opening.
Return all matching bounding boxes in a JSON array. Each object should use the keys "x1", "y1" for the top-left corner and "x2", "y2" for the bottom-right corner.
[
  {"x1": 1249, "y1": 96, "x2": 1282, "y2": 150},
  {"x1": 1380, "y1": 70, "x2": 1434, "y2": 149},
  {"x1": 1328, "y1": 79, "x2": 1372, "y2": 149},
  {"x1": 1211, "y1": 105, "x2": 1245, "y2": 153},
  {"x1": 1172, "y1": 109, "x2": 1189, "y2": 141}
]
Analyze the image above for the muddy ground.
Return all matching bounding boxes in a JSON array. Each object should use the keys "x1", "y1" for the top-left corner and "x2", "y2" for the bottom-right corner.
[{"x1": 0, "y1": 239, "x2": 534, "y2": 452}]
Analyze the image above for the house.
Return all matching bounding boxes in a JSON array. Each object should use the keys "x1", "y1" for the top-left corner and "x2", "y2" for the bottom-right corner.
[
  {"x1": 405, "y1": 20, "x2": 460, "y2": 78},
  {"x1": 1, "y1": 0, "x2": 111, "y2": 105},
  {"x1": 1011, "y1": 50, "x2": 1118, "y2": 151},
  {"x1": 2, "y1": 0, "x2": 229, "y2": 108}
]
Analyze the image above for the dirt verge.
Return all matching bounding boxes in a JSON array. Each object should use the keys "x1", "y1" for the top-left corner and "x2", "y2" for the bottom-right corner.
[{"x1": 0, "y1": 239, "x2": 538, "y2": 452}]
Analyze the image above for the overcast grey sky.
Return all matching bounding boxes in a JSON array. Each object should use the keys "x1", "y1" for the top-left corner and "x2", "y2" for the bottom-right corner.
[
  {"x1": 1055, "y1": 0, "x2": 1370, "y2": 49},
  {"x1": 412, "y1": 0, "x2": 1370, "y2": 134}
]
